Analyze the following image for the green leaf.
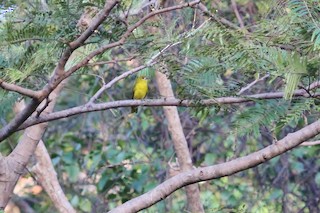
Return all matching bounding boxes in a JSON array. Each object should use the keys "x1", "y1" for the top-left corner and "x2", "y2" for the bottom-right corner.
[
  {"x1": 79, "y1": 198, "x2": 92, "y2": 213},
  {"x1": 291, "y1": 161, "x2": 304, "y2": 173},
  {"x1": 51, "y1": 156, "x2": 61, "y2": 166},
  {"x1": 204, "y1": 153, "x2": 216, "y2": 165},
  {"x1": 70, "y1": 195, "x2": 79, "y2": 207},
  {"x1": 97, "y1": 173, "x2": 109, "y2": 191},
  {"x1": 65, "y1": 163, "x2": 80, "y2": 183},
  {"x1": 62, "y1": 152, "x2": 74, "y2": 164}
]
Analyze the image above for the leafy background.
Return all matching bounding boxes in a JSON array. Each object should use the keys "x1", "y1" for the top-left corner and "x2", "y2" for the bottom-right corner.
[{"x1": 1, "y1": 0, "x2": 320, "y2": 212}]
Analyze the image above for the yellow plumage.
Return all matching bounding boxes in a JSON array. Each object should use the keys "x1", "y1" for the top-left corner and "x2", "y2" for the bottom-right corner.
[{"x1": 131, "y1": 76, "x2": 148, "y2": 113}]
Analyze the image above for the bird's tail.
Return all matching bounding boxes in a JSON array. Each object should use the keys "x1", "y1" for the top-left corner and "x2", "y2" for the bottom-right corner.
[{"x1": 131, "y1": 106, "x2": 138, "y2": 113}]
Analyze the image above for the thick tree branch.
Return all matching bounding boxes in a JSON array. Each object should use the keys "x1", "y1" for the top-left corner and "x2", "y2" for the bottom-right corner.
[
  {"x1": 155, "y1": 70, "x2": 204, "y2": 212},
  {"x1": 69, "y1": 0, "x2": 120, "y2": 49},
  {"x1": 12, "y1": 100, "x2": 75, "y2": 213},
  {"x1": 0, "y1": 79, "x2": 41, "y2": 99},
  {"x1": 0, "y1": 81, "x2": 67, "y2": 209},
  {"x1": 31, "y1": 140, "x2": 76, "y2": 213},
  {"x1": 109, "y1": 120, "x2": 320, "y2": 212},
  {"x1": 16, "y1": 87, "x2": 319, "y2": 131}
]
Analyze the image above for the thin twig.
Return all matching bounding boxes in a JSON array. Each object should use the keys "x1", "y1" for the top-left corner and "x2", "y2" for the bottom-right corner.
[
  {"x1": 197, "y1": 3, "x2": 240, "y2": 30},
  {"x1": 231, "y1": 0, "x2": 245, "y2": 30},
  {"x1": 237, "y1": 74, "x2": 270, "y2": 95},
  {"x1": 87, "y1": 62, "x2": 157, "y2": 105},
  {"x1": 300, "y1": 140, "x2": 320, "y2": 146},
  {"x1": 87, "y1": 55, "x2": 138, "y2": 66},
  {"x1": 36, "y1": 98, "x2": 51, "y2": 118}
]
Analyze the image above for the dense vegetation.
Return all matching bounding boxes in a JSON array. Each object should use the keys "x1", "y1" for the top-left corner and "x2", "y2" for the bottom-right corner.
[{"x1": 1, "y1": 0, "x2": 320, "y2": 212}]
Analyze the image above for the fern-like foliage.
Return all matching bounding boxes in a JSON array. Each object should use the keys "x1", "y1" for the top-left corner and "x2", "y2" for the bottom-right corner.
[
  {"x1": 288, "y1": 0, "x2": 320, "y2": 49},
  {"x1": 177, "y1": 58, "x2": 242, "y2": 99},
  {"x1": 232, "y1": 100, "x2": 288, "y2": 137},
  {"x1": 274, "y1": 99, "x2": 314, "y2": 134},
  {"x1": 0, "y1": 90, "x2": 20, "y2": 119}
]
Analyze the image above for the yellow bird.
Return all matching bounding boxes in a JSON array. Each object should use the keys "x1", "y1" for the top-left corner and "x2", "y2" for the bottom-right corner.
[{"x1": 131, "y1": 76, "x2": 148, "y2": 113}]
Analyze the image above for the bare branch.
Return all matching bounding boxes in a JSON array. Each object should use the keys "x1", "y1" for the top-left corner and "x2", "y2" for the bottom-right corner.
[
  {"x1": 231, "y1": 0, "x2": 245, "y2": 30},
  {"x1": 0, "y1": 99, "x2": 42, "y2": 142},
  {"x1": 237, "y1": 74, "x2": 270, "y2": 95},
  {"x1": 11, "y1": 99, "x2": 75, "y2": 213},
  {"x1": 155, "y1": 70, "x2": 204, "y2": 212},
  {"x1": 87, "y1": 62, "x2": 156, "y2": 105},
  {"x1": 197, "y1": 3, "x2": 240, "y2": 30},
  {"x1": 31, "y1": 140, "x2": 76, "y2": 213},
  {"x1": 0, "y1": 79, "x2": 41, "y2": 99},
  {"x1": 36, "y1": 98, "x2": 51, "y2": 118},
  {"x1": 300, "y1": 140, "x2": 320, "y2": 146},
  {"x1": 16, "y1": 87, "x2": 319, "y2": 131},
  {"x1": 69, "y1": 0, "x2": 120, "y2": 49},
  {"x1": 109, "y1": 120, "x2": 320, "y2": 212},
  {"x1": 87, "y1": 55, "x2": 138, "y2": 66}
]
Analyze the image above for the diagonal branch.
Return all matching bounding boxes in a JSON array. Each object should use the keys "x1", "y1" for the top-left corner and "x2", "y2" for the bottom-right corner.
[
  {"x1": 109, "y1": 120, "x2": 320, "y2": 212},
  {"x1": 87, "y1": 63, "x2": 156, "y2": 105},
  {"x1": 69, "y1": 0, "x2": 120, "y2": 49},
  {"x1": 55, "y1": 0, "x2": 120, "y2": 75},
  {"x1": 237, "y1": 74, "x2": 270, "y2": 95},
  {"x1": 197, "y1": 3, "x2": 240, "y2": 30},
  {"x1": 231, "y1": 0, "x2": 245, "y2": 30},
  {"x1": 0, "y1": 98, "x2": 42, "y2": 142}
]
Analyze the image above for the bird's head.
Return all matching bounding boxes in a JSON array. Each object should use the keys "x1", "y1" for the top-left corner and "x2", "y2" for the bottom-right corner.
[{"x1": 138, "y1": 76, "x2": 149, "y2": 81}]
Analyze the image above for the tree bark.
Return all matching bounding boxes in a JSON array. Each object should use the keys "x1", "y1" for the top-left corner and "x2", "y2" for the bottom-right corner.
[
  {"x1": 155, "y1": 70, "x2": 204, "y2": 213},
  {"x1": 0, "y1": 81, "x2": 71, "y2": 210},
  {"x1": 110, "y1": 120, "x2": 320, "y2": 212},
  {"x1": 31, "y1": 140, "x2": 76, "y2": 213},
  {"x1": 12, "y1": 89, "x2": 76, "y2": 213}
]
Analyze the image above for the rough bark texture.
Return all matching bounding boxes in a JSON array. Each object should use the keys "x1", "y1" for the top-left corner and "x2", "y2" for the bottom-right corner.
[
  {"x1": 0, "y1": 81, "x2": 68, "y2": 210},
  {"x1": 31, "y1": 140, "x2": 76, "y2": 213},
  {"x1": 155, "y1": 71, "x2": 204, "y2": 213}
]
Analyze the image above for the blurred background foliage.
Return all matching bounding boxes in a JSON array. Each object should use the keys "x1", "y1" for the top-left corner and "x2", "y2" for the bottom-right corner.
[{"x1": 1, "y1": 0, "x2": 320, "y2": 212}]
